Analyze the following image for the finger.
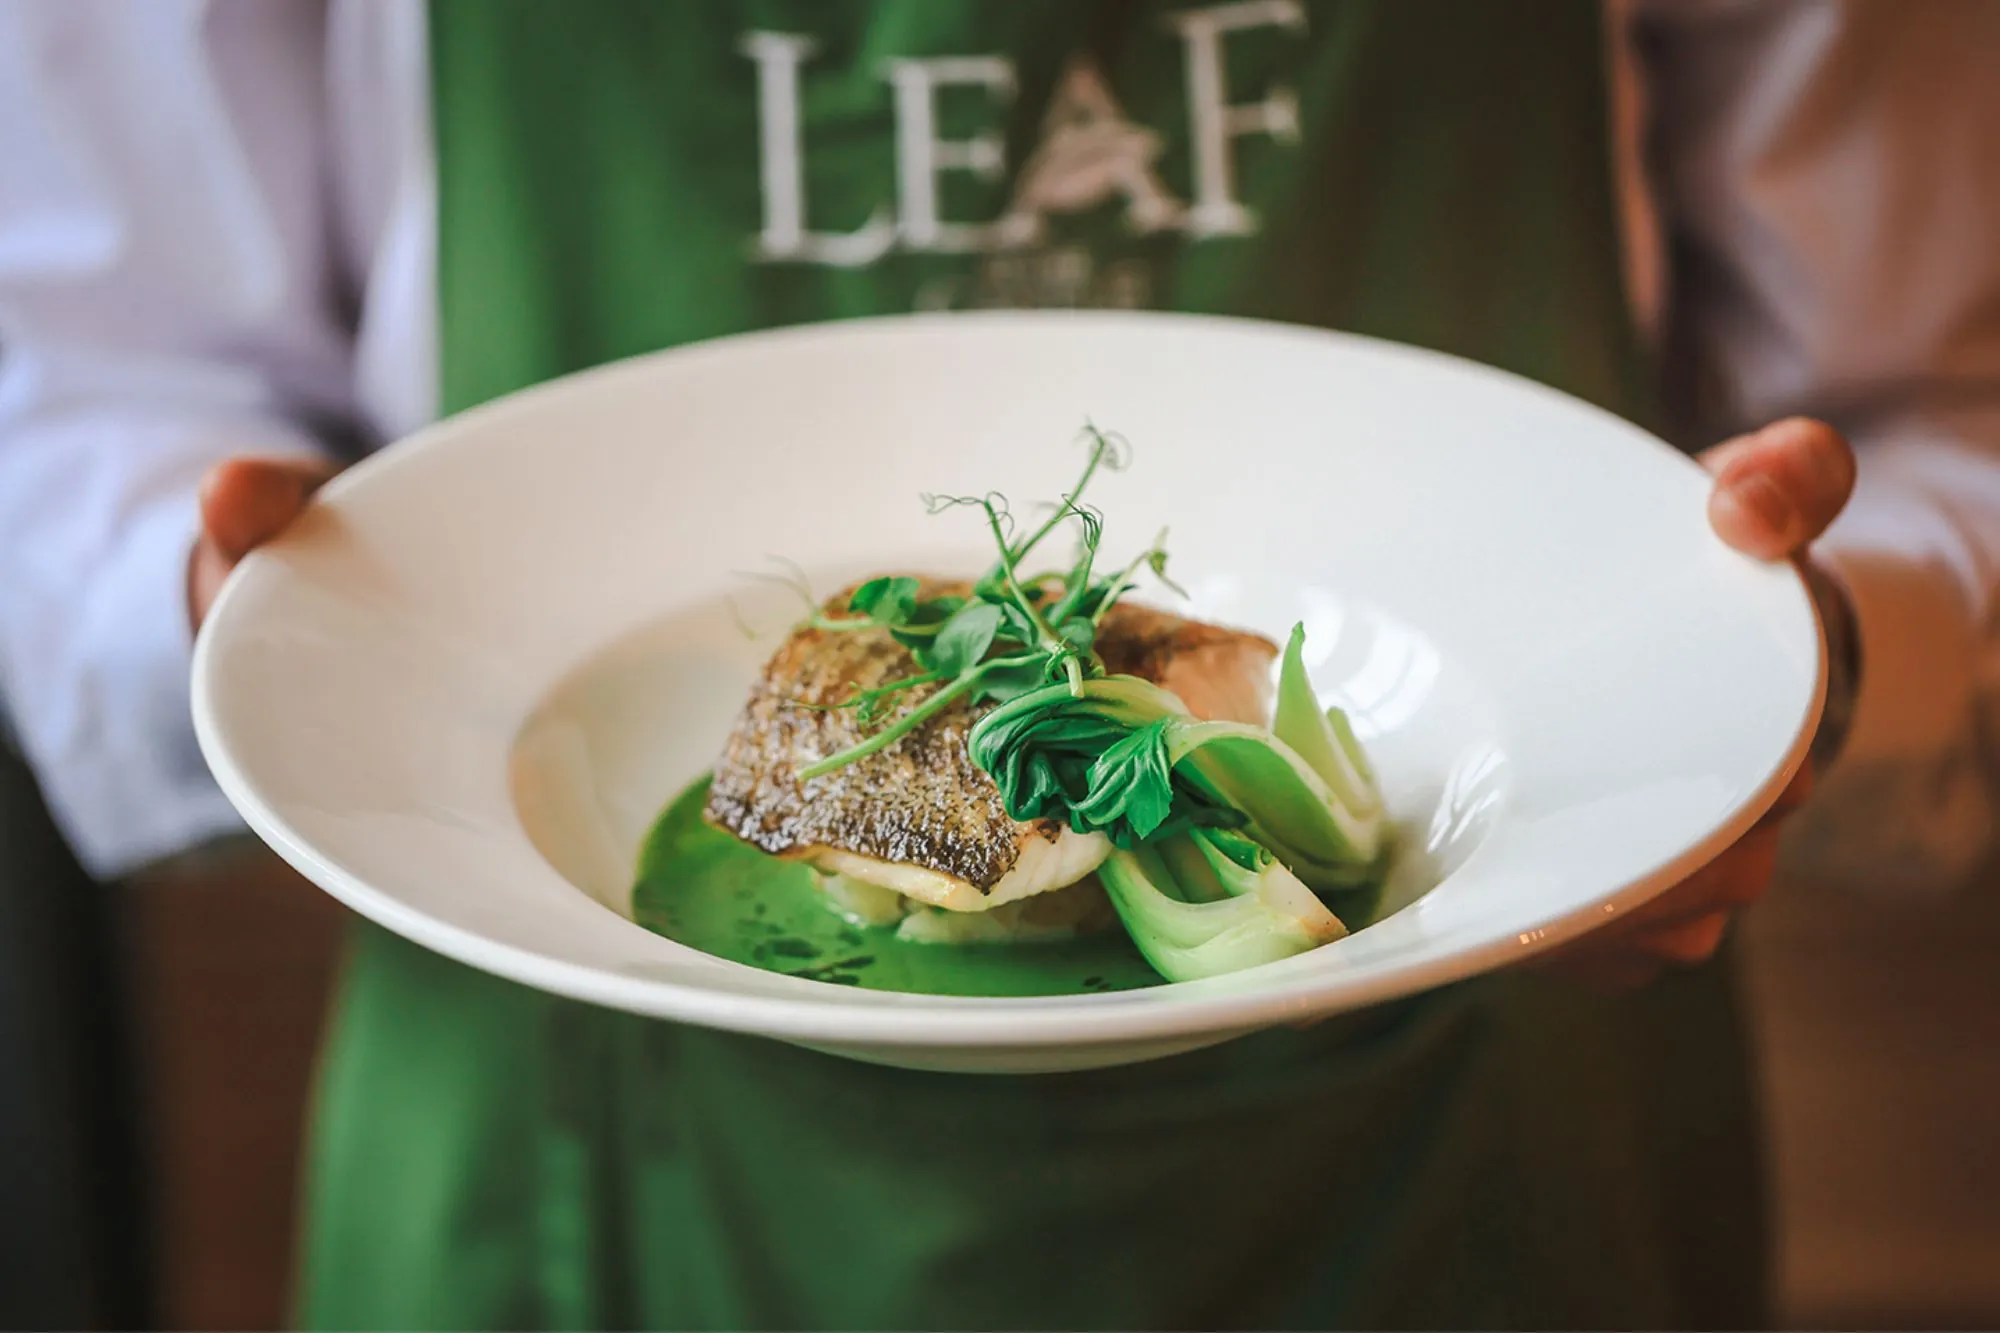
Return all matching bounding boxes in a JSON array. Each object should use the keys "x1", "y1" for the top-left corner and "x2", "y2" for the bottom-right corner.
[
  {"x1": 1701, "y1": 418, "x2": 1856, "y2": 559},
  {"x1": 1757, "y1": 763, "x2": 1815, "y2": 826},
  {"x1": 1535, "y1": 830, "x2": 1774, "y2": 988},
  {"x1": 1613, "y1": 828, "x2": 1781, "y2": 934},
  {"x1": 1538, "y1": 907, "x2": 1733, "y2": 990},
  {"x1": 1629, "y1": 911, "x2": 1732, "y2": 966},
  {"x1": 198, "y1": 456, "x2": 336, "y2": 562},
  {"x1": 189, "y1": 456, "x2": 336, "y2": 631},
  {"x1": 189, "y1": 540, "x2": 232, "y2": 631}
]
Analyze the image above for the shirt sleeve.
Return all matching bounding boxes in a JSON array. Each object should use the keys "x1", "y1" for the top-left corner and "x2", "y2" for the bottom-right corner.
[
  {"x1": 1635, "y1": 0, "x2": 2000, "y2": 895},
  {"x1": 0, "y1": 0, "x2": 351, "y2": 877}
]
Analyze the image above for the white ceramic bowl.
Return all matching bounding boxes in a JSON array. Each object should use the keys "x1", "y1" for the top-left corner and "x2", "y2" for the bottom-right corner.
[{"x1": 192, "y1": 312, "x2": 1822, "y2": 1074}]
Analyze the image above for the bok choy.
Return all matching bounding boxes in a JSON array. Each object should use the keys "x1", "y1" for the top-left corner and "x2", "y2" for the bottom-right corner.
[{"x1": 1098, "y1": 828, "x2": 1347, "y2": 981}]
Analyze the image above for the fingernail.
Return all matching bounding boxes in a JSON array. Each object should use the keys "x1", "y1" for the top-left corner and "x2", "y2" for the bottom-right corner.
[{"x1": 1721, "y1": 473, "x2": 1800, "y2": 550}]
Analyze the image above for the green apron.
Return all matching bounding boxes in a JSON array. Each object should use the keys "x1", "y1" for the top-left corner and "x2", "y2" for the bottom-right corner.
[{"x1": 299, "y1": 4, "x2": 1766, "y2": 1327}]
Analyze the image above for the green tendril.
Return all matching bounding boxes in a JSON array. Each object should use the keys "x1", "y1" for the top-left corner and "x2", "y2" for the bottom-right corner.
[{"x1": 784, "y1": 426, "x2": 1174, "y2": 781}]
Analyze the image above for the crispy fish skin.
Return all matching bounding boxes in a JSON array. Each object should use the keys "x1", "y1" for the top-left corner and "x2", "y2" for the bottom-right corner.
[{"x1": 703, "y1": 578, "x2": 1276, "y2": 904}]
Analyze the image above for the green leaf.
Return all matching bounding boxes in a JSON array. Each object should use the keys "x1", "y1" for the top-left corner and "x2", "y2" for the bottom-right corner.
[
  {"x1": 845, "y1": 576, "x2": 893, "y2": 614},
  {"x1": 1193, "y1": 825, "x2": 1269, "y2": 876},
  {"x1": 1096, "y1": 830, "x2": 1347, "y2": 982},
  {"x1": 1165, "y1": 720, "x2": 1385, "y2": 892},
  {"x1": 973, "y1": 565, "x2": 1011, "y2": 604},
  {"x1": 1145, "y1": 547, "x2": 1187, "y2": 598},
  {"x1": 966, "y1": 678, "x2": 1167, "y2": 827},
  {"x1": 994, "y1": 600, "x2": 1041, "y2": 649},
  {"x1": 886, "y1": 594, "x2": 962, "y2": 631},
  {"x1": 969, "y1": 675, "x2": 1242, "y2": 847},
  {"x1": 1271, "y1": 623, "x2": 1383, "y2": 819},
  {"x1": 1146, "y1": 827, "x2": 1281, "y2": 905},
  {"x1": 885, "y1": 596, "x2": 966, "y2": 650},
  {"x1": 921, "y1": 601, "x2": 1004, "y2": 677},
  {"x1": 1326, "y1": 706, "x2": 1378, "y2": 788},
  {"x1": 968, "y1": 656, "x2": 1384, "y2": 889},
  {"x1": 1057, "y1": 615, "x2": 1097, "y2": 654},
  {"x1": 972, "y1": 660, "x2": 1051, "y2": 705},
  {"x1": 847, "y1": 575, "x2": 920, "y2": 625},
  {"x1": 1074, "y1": 719, "x2": 1178, "y2": 840}
]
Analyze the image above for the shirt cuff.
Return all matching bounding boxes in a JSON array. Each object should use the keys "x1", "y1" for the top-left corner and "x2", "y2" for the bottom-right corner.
[
  {"x1": 1781, "y1": 488, "x2": 1994, "y2": 895},
  {"x1": 29, "y1": 487, "x2": 246, "y2": 879},
  {"x1": 1815, "y1": 518, "x2": 1979, "y2": 776}
]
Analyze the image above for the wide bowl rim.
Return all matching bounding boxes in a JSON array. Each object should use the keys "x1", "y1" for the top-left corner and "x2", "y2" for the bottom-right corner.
[{"x1": 192, "y1": 309, "x2": 1825, "y2": 1051}]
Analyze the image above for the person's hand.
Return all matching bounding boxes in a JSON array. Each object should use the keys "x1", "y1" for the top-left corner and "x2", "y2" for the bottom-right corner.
[
  {"x1": 188, "y1": 456, "x2": 339, "y2": 630},
  {"x1": 1540, "y1": 417, "x2": 1857, "y2": 990}
]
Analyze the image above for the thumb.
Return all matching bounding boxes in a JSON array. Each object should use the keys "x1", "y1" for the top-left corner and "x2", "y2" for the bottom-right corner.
[
  {"x1": 198, "y1": 455, "x2": 336, "y2": 561},
  {"x1": 1701, "y1": 417, "x2": 1855, "y2": 560},
  {"x1": 189, "y1": 455, "x2": 337, "y2": 630}
]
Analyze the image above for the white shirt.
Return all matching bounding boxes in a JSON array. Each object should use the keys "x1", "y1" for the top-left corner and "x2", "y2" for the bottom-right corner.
[{"x1": 3, "y1": 0, "x2": 1998, "y2": 893}]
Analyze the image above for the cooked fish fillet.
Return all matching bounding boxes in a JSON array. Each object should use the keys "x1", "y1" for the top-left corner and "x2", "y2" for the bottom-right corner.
[{"x1": 704, "y1": 578, "x2": 1277, "y2": 912}]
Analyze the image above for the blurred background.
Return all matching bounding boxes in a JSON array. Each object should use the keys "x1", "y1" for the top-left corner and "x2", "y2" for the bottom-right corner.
[{"x1": 4, "y1": 731, "x2": 1998, "y2": 1329}]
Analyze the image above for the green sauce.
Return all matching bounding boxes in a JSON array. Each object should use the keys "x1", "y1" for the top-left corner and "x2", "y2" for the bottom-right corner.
[{"x1": 632, "y1": 777, "x2": 1163, "y2": 997}]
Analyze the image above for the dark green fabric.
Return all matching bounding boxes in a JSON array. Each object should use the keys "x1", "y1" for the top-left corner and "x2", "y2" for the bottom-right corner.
[
  {"x1": 308, "y1": 928, "x2": 1765, "y2": 1330},
  {"x1": 298, "y1": 3, "x2": 1764, "y2": 1327},
  {"x1": 431, "y1": 0, "x2": 1652, "y2": 423}
]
